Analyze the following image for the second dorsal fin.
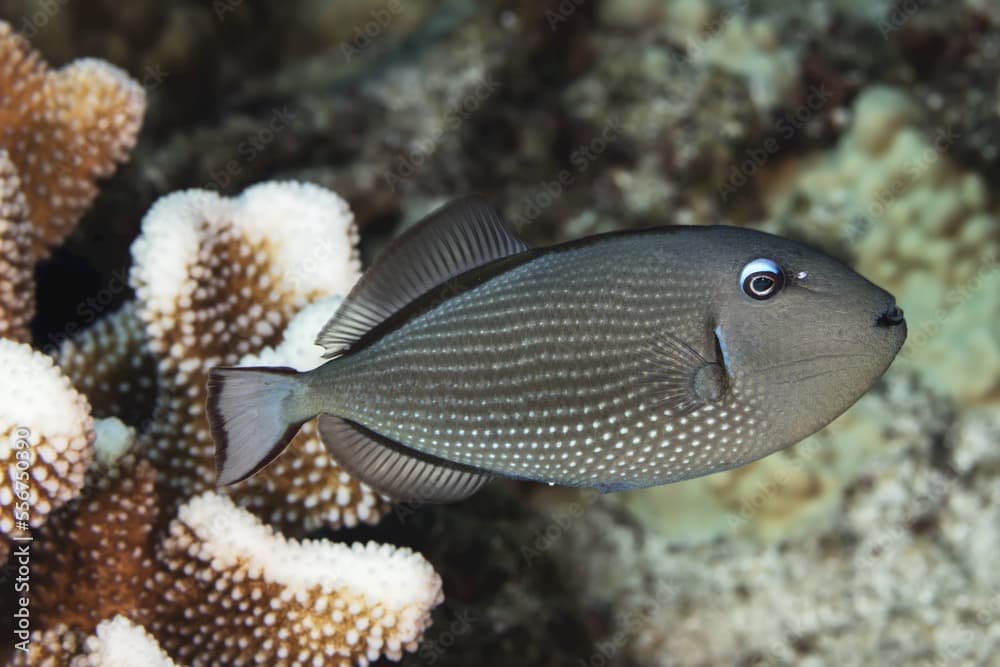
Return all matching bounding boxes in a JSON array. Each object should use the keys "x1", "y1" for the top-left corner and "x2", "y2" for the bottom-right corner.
[{"x1": 316, "y1": 197, "x2": 528, "y2": 358}]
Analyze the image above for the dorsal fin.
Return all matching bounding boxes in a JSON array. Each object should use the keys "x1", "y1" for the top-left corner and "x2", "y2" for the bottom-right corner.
[
  {"x1": 317, "y1": 414, "x2": 490, "y2": 503},
  {"x1": 316, "y1": 197, "x2": 528, "y2": 358}
]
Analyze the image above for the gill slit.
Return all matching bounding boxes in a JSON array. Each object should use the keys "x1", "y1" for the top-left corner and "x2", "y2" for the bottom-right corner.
[{"x1": 713, "y1": 325, "x2": 731, "y2": 371}]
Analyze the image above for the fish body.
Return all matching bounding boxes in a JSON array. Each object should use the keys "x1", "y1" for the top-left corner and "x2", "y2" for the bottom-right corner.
[{"x1": 208, "y1": 198, "x2": 906, "y2": 501}]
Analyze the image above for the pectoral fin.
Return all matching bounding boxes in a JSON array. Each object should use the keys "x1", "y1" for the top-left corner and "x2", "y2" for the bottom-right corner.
[{"x1": 637, "y1": 331, "x2": 728, "y2": 416}]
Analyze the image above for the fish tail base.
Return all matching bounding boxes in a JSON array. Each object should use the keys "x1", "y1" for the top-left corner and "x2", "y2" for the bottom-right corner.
[{"x1": 207, "y1": 365, "x2": 307, "y2": 485}]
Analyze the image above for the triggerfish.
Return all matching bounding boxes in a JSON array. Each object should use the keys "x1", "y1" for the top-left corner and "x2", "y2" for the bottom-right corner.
[{"x1": 207, "y1": 198, "x2": 906, "y2": 502}]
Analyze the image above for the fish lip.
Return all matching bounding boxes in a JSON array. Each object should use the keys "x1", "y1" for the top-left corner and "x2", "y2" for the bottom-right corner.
[{"x1": 875, "y1": 301, "x2": 906, "y2": 328}]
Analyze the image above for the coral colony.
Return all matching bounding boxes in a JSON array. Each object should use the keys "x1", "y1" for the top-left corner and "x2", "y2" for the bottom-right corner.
[{"x1": 0, "y1": 20, "x2": 441, "y2": 666}]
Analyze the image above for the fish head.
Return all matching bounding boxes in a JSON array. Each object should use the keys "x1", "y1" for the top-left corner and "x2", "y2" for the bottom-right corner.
[{"x1": 708, "y1": 228, "x2": 906, "y2": 450}]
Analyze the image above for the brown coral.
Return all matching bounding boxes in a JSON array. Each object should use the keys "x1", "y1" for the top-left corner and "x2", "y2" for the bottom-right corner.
[
  {"x1": 0, "y1": 149, "x2": 31, "y2": 341},
  {"x1": 228, "y1": 296, "x2": 391, "y2": 533},
  {"x1": 53, "y1": 302, "x2": 158, "y2": 427},
  {"x1": 30, "y1": 418, "x2": 159, "y2": 634},
  {"x1": 128, "y1": 182, "x2": 375, "y2": 533},
  {"x1": 147, "y1": 492, "x2": 442, "y2": 667},
  {"x1": 0, "y1": 20, "x2": 146, "y2": 259},
  {"x1": 11, "y1": 624, "x2": 86, "y2": 667},
  {"x1": 15, "y1": 428, "x2": 441, "y2": 667},
  {"x1": 0, "y1": 339, "x2": 94, "y2": 560},
  {"x1": 75, "y1": 617, "x2": 180, "y2": 667}
]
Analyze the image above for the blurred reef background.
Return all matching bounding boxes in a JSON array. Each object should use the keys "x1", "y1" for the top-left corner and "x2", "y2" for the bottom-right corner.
[{"x1": 0, "y1": 0, "x2": 998, "y2": 665}]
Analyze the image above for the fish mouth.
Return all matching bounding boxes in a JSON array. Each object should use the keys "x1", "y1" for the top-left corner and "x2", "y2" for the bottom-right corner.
[{"x1": 875, "y1": 301, "x2": 906, "y2": 329}]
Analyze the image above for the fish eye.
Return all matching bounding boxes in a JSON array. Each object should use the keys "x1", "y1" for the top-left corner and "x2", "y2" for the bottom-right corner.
[{"x1": 740, "y1": 258, "x2": 785, "y2": 300}]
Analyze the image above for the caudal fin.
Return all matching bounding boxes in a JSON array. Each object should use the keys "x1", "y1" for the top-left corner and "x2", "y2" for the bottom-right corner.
[{"x1": 206, "y1": 366, "x2": 306, "y2": 486}]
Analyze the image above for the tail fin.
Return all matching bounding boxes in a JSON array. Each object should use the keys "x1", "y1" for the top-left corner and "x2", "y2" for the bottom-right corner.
[{"x1": 206, "y1": 366, "x2": 307, "y2": 486}]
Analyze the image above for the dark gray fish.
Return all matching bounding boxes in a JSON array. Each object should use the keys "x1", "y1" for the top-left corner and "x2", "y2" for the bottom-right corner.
[{"x1": 207, "y1": 198, "x2": 906, "y2": 502}]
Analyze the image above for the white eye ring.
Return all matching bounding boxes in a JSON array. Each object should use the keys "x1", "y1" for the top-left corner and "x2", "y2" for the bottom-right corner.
[{"x1": 740, "y1": 258, "x2": 784, "y2": 300}]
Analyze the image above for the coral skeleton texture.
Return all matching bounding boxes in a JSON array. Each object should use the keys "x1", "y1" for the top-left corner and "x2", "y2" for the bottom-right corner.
[
  {"x1": 15, "y1": 417, "x2": 440, "y2": 667},
  {"x1": 0, "y1": 21, "x2": 440, "y2": 657},
  {"x1": 148, "y1": 493, "x2": 443, "y2": 667},
  {"x1": 0, "y1": 339, "x2": 95, "y2": 559},
  {"x1": 232, "y1": 296, "x2": 392, "y2": 533},
  {"x1": 54, "y1": 303, "x2": 159, "y2": 426},
  {"x1": 127, "y1": 182, "x2": 387, "y2": 534},
  {"x1": 0, "y1": 150, "x2": 31, "y2": 341},
  {"x1": 0, "y1": 21, "x2": 146, "y2": 259},
  {"x1": 75, "y1": 616, "x2": 179, "y2": 667}
]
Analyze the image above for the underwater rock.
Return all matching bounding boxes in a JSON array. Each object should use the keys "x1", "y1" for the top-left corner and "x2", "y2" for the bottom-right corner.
[
  {"x1": 764, "y1": 86, "x2": 1000, "y2": 404},
  {"x1": 889, "y1": 0, "x2": 1000, "y2": 177},
  {"x1": 557, "y1": 377, "x2": 999, "y2": 666}
]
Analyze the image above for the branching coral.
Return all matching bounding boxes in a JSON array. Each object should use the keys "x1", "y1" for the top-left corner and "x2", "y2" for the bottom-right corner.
[
  {"x1": 0, "y1": 20, "x2": 146, "y2": 259},
  {"x1": 0, "y1": 150, "x2": 31, "y2": 341},
  {"x1": 30, "y1": 417, "x2": 158, "y2": 634},
  {"x1": 15, "y1": 612, "x2": 178, "y2": 667},
  {"x1": 16, "y1": 425, "x2": 440, "y2": 667},
  {"x1": 75, "y1": 616, "x2": 179, "y2": 667},
  {"x1": 0, "y1": 339, "x2": 94, "y2": 560},
  {"x1": 147, "y1": 492, "x2": 443, "y2": 666},
  {"x1": 53, "y1": 302, "x2": 159, "y2": 427},
  {"x1": 229, "y1": 296, "x2": 392, "y2": 532},
  {"x1": 15, "y1": 410, "x2": 440, "y2": 666},
  {"x1": 128, "y1": 181, "x2": 370, "y2": 532},
  {"x1": 12, "y1": 624, "x2": 85, "y2": 667}
]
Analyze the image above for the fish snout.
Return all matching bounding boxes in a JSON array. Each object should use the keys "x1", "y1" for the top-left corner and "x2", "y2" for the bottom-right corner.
[{"x1": 876, "y1": 302, "x2": 906, "y2": 328}]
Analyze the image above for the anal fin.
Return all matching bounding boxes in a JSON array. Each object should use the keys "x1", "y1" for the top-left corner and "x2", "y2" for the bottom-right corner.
[{"x1": 317, "y1": 414, "x2": 490, "y2": 503}]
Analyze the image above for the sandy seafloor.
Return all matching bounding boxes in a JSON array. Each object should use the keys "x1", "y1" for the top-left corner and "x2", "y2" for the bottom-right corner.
[{"x1": 1, "y1": 0, "x2": 998, "y2": 665}]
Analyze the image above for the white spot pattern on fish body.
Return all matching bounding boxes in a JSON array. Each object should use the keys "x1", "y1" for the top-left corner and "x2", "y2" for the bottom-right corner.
[{"x1": 328, "y1": 237, "x2": 763, "y2": 488}]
